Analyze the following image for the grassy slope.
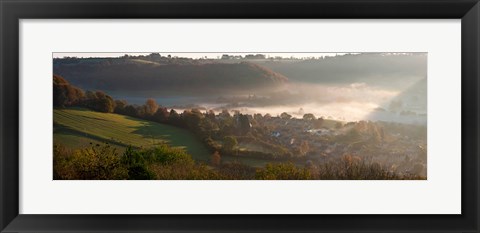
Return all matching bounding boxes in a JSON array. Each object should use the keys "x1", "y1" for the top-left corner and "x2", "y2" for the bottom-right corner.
[{"x1": 53, "y1": 108, "x2": 211, "y2": 161}]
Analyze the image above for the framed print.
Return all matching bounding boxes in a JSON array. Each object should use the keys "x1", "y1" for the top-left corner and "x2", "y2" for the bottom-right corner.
[{"x1": 1, "y1": 0, "x2": 479, "y2": 232}]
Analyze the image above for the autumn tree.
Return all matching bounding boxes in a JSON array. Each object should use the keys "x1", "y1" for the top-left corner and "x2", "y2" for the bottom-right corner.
[
  {"x1": 183, "y1": 109, "x2": 204, "y2": 132},
  {"x1": 238, "y1": 114, "x2": 251, "y2": 135},
  {"x1": 211, "y1": 151, "x2": 221, "y2": 166},
  {"x1": 53, "y1": 74, "x2": 85, "y2": 107},
  {"x1": 253, "y1": 113, "x2": 263, "y2": 121},
  {"x1": 280, "y1": 112, "x2": 292, "y2": 120},
  {"x1": 145, "y1": 98, "x2": 159, "y2": 116},
  {"x1": 124, "y1": 105, "x2": 138, "y2": 117},
  {"x1": 168, "y1": 109, "x2": 182, "y2": 126},
  {"x1": 85, "y1": 91, "x2": 115, "y2": 113},
  {"x1": 303, "y1": 113, "x2": 316, "y2": 121},
  {"x1": 153, "y1": 107, "x2": 170, "y2": 122},
  {"x1": 206, "y1": 110, "x2": 216, "y2": 121},
  {"x1": 219, "y1": 109, "x2": 231, "y2": 118},
  {"x1": 114, "y1": 100, "x2": 128, "y2": 114}
]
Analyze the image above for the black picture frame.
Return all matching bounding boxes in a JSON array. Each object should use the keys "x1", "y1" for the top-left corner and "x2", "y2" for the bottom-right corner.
[{"x1": 1, "y1": 0, "x2": 479, "y2": 232}]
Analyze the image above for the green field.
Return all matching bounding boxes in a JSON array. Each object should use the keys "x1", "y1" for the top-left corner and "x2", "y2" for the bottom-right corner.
[{"x1": 53, "y1": 108, "x2": 211, "y2": 161}]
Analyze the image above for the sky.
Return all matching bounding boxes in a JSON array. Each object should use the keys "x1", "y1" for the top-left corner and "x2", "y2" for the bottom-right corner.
[{"x1": 52, "y1": 52, "x2": 351, "y2": 59}]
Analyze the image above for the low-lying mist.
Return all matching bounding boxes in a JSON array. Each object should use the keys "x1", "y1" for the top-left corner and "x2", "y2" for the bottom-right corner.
[{"x1": 112, "y1": 81, "x2": 426, "y2": 125}]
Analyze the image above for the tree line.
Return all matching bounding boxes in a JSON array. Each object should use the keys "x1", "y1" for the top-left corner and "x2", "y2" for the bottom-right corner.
[
  {"x1": 54, "y1": 74, "x2": 115, "y2": 113},
  {"x1": 53, "y1": 60, "x2": 288, "y2": 94},
  {"x1": 53, "y1": 74, "x2": 292, "y2": 160}
]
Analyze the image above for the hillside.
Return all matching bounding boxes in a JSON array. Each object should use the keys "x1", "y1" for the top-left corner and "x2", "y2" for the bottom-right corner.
[
  {"x1": 53, "y1": 58, "x2": 288, "y2": 95},
  {"x1": 254, "y1": 53, "x2": 427, "y2": 90},
  {"x1": 53, "y1": 108, "x2": 210, "y2": 161},
  {"x1": 366, "y1": 77, "x2": 427, "y2": 125}
]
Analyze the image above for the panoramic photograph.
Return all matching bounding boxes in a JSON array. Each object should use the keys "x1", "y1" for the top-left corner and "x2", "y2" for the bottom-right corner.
[{"x1": 53, "y1": 52, "x2": 427, "y2": 180}]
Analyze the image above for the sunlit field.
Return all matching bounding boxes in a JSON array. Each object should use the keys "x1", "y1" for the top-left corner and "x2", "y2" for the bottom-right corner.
[{"x1": 54, "y1": 108, "x2": 211, "y2": 161}]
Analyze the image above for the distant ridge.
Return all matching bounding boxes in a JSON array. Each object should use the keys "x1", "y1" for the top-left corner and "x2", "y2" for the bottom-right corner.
[
  {"x1": 54, "y1": 57, "x2": 288, "y2": 95},
  {"x1": 255, "y1": 53, "x2": 427, "y2": 90}
]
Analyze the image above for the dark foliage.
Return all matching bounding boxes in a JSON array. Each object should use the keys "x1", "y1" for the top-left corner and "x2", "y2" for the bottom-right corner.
[
  {"x1": 54, "y1": 59, "x2": 288, "y2": 94},
  {"x1": 53, "y1": 74, "x2": 84, "y2": 107}
]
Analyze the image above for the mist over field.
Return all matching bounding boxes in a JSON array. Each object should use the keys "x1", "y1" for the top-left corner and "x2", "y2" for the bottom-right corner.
[{"x1": 54, "y1": 53, "x2": 427, "y2": 124}]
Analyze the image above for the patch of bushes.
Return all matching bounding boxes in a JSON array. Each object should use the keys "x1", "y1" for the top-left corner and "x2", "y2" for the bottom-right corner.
[
  {"x1": 54, "y1": 144, "x2": 425, "y2": 180},
  {"x1": 217, "y1": 162, "x2": 256, "y2": 180},
  {"x1": 256, "y1": 162, "x2": 311, "y2": 180},
  {"x1": 53, "y1": 143, "x2": 199, "y2": 180},
  {"x1": 121, "y1": 147, "x2": 155, "y2": 180},
  {"x1": 54, "y1": 143, "x2": 128, "y2": 180},
  {"x1": 149, "y1": 162, "x2": 220, "y2": 180},
  {"x1": 312, "y1": 155, "x2": 425, "y2": 180},
  {"x1": 235, "y1": 135, "x2": 292, "y2": 159}
]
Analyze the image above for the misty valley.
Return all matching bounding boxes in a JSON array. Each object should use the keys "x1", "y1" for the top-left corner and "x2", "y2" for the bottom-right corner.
[{"x1": 53, "y1": 53, "x2": 427, "y2": 180}]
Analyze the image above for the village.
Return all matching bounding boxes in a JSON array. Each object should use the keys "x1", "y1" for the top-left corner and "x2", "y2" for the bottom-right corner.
[{"x1": 238, "y1": 113, "x2": 427, "y2": 177}]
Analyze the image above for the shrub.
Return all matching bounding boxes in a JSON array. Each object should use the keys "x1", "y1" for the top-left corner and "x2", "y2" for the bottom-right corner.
[
  {"x1": 140, "y1": 144, "x2": 194, "y2": 165},
  {"x1": 71, "y1": 143, "x2": 128, "y2": 179},
  {"x1": 53, "y1": 144, "x2": 425, "y2": 180},
  {"x1": 53, "y1": 144, "x2": 76, "y2": 179},
  {"x1": 126, "y1": 145, "x2": 222, "y2": 180},
  {"x1": 256, "y1": 162, "x2": 311, "y2": 180},
  {"x1": 313, "y1": 155, "x2": 425, "y2": 180},
  {"x1": 84, "y1": 91, "x2": 116, "y2": 113},
  {"x1": 121, "y1": 146, "x2": 155, "y2": 180},
  {"x1": 149, "y1": 161, "x2": 221, "y2": 180},
  {"x1": 217, "y1": 162, "x2": 256, "y2": 180}
]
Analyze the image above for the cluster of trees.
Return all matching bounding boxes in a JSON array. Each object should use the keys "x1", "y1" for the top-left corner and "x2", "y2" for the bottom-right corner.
[
  {"x1": 83, "y1": 91, "x2": 116, "y2": 113},
  {"x1": 112, "y1": 98, "x2": 295, "y2": 159},
  {"x1": 301, "y1": 113, "x2": 327, "y2": 128},
  {"x1": 53, "y1": 74, "x2": 84, "y2": 107},
  {"x1": 333, "y1": 121, "x2": 385, "y2": 144},
  {"x1": 53, "y1": 75, "x2": 116, "y2": 113}
]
